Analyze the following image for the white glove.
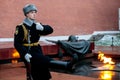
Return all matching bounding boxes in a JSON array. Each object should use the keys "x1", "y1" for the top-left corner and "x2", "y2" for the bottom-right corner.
[
  {"x1": 24, "y1": 53, "x2": 32, "y2": 62},
  {"x1": 36, "y1": 22, "x2": 44, "y2": 31}
]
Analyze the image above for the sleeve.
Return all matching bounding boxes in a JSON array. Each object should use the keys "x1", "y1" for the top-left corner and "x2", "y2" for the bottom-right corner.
[
  {"x1": 14, "y1": 25, "x2": 28, "y2": 59},
  {"x1": 39, "y1": 25, "x2": 53, "y2": 35}
]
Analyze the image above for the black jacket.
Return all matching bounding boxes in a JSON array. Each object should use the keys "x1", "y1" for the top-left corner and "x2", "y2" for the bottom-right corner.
[
  {"x1": 14, "y1": 23, "x2": 53, "y2": 62},
  {"x1": 14, "y1": 23, "x2": 53, "y2": 79}
]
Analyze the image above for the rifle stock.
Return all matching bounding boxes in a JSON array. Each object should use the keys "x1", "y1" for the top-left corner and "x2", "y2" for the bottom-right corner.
[
  {"x1": 26, "y1": 30, "x2": 33, "y2": 80},
  {"x1": 26, "y1": 62, "x2": 33, "y2": 80}
]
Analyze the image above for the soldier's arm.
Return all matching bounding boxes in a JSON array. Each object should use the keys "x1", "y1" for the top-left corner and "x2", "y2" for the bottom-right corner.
[
  {"x1": 14, "y1": 25, "x2": 28, "y2": 59},
  {"x1": 39, "y1": 25, "x2": 53, "y2": 35}
]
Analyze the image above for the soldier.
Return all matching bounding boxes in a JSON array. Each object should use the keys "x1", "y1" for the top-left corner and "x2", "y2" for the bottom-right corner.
[
  {"x1": 14, "y1": 4, "x2": 53, "y2": 80},
  {"x1": 14, "y1": 4, "x2": 76, "y2": 80}
]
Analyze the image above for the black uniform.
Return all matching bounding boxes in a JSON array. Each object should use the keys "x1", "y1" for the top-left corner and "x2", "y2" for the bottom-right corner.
[{"x1": 14, "y1": 23, "x2": 53, "y2": 80}]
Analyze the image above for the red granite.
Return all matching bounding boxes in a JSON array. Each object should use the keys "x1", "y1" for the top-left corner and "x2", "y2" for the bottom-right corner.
[
  {"x1": 94, "y1": 46, "x2": 120, "y2": 58},
  {"x1": 0, "y1": 0, "x2": 119, "y2": 38},
  {"x1": 0, "y1": 62, "x2": 98, "y2": 80}
]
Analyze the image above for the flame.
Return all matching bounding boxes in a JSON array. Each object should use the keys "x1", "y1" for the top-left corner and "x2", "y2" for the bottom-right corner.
[
  {"x1": 97, "y1": 51, "x2": 115, "y2": 80},
  {"x1": 99, "y1": 64, "x2": 115, "y2": 79},
  {"x1": 98, "y1": 51, "x2": 115, "y2": 64},
  {"x1": 12, "y1": 49, "x2": 20, "y2": 64},
  {"x1": 99, "y1": 71, "x2": 115, "y2": 80}
]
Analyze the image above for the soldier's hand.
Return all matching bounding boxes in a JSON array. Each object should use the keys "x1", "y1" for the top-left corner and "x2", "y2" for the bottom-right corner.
[
  {"x1": 36, "y1": 22, "x2": 44, "y2": 31},
  {"x1": 25, "y1": 53, "x2": 32, "y2": 62}
]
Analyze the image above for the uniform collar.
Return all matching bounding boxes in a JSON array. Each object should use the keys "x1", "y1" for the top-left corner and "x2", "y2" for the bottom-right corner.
[{"x1": 23, "y1": 18, "x2": 36, "y2": 26}]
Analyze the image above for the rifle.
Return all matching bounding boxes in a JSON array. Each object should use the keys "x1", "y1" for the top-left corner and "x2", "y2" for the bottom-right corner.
[
  {"x1": 26, "y1": 30, "x2": 33, "y2": 80},
  {"x1": 26, "y1": 63, "x2": 33, "y2": 80}
]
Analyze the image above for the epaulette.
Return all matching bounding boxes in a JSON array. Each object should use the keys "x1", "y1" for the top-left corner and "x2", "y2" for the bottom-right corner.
[
  {"x1": 21, "y1": 24, "x2": 28, "y2": 41},
  {"x1": 16, "y1": 23, "x2": 28, "y2": 41}
]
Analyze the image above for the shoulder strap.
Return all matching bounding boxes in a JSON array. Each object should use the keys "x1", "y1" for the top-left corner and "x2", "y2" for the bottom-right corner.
[{"x1": 21, "y1": 24, "x2": 28, "y2": 41}]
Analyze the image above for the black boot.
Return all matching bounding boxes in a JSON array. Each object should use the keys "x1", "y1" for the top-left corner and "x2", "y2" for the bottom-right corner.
[{"x1": 49, "y1": 60, "x2": 68, "y2": 69}]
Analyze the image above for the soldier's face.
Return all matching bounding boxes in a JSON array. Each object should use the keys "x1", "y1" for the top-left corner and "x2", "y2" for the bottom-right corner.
[{"x1": 26, "y1": 11, "x2": 37, "y2": 20}]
